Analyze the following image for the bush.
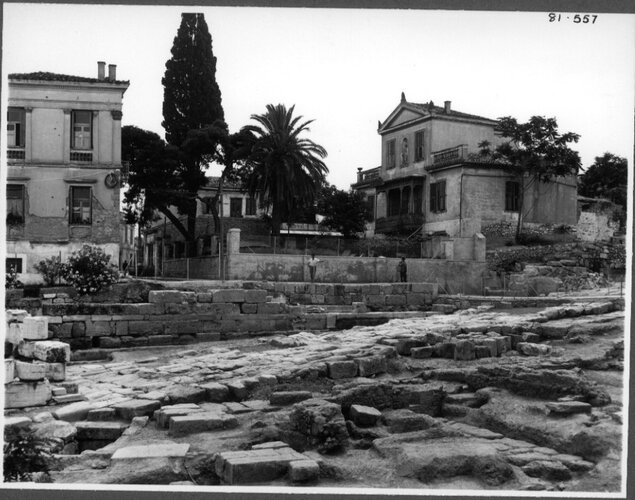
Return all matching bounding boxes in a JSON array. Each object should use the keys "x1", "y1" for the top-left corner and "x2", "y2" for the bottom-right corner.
[
  {"x1": 3, "y1": 430, "x2": 51, "y2": 482},
  {"x1": 62, "y1": 245, "x2": 119, "y2": 295},
  {"x1": 516, "y1": 233, "x2": 549, "y2": 246},
  {"x1": 34, "y1": 256, "x2": 66, "y2": 286},
  {"x1": 5, "y1": 265, "x2": 23, "y2": 289}
]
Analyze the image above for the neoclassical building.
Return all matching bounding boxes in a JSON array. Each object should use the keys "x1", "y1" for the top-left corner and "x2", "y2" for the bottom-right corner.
[
  {"x1": 6, "y1": 62, "x2": 129, "y2": 283},
  {"x1": 353, "y1": 94, "x2": 577, "y2": 237}
]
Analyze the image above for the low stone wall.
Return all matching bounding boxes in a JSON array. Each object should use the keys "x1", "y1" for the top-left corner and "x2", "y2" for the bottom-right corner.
[{"x1": 41, "y1": 283, "x2": 439, "y2": 350}]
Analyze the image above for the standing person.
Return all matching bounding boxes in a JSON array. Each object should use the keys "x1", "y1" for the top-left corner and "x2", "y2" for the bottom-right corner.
[
  {"x1": 122, "y1": 259, "x2": 129, "y2": 277},
  {"x1": 307, "y1": 253, "x2": 320, "y2": 282},
  {"x1": 397, "y1": 257, "x2": 407, "y2": 282}
]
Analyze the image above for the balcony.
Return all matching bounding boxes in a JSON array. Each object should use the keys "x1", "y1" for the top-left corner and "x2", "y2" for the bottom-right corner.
[
  {"x1": 70, "y1": 151, "x2": 93, "y2": 162},
  {"x1": 375, "y1": 213, "x2": 424, "y2": 235},
  {"x1": 430, "y1": 144, "x2": 468, "y2": 168},
  {"x1": 353, "y1": 167, "x2": 382, "y2": 188},
  {"x1": 7, "y1": 148, "x2": 25, "y2": 161}
]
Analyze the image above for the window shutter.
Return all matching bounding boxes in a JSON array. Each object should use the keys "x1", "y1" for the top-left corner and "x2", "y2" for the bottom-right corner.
[
  {"x1": 430, "y1": 183, "x2": 437, "y2": 212},
  {"x1": 439, "y1": 180, "x2": 446, "y2": 212}
]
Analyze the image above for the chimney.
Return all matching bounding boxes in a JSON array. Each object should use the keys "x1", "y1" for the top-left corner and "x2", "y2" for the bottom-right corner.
[
  {"x1": 444, "y1": 101, "x2": 451, "y2": 114},
  {"x1": 108, "y1": 64, "x2": 117, "y2": 81},
  {"x1": 357, "y1": 167, "x2": 363, "y2": 183},
  {"x1": 97, "y1": 61, "x2": 106, "y2": 81}
]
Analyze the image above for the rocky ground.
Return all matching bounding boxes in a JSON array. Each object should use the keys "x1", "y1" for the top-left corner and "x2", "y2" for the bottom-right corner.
[{"x1": 4, "y1": 296, "x2": 625, "y2": 492}]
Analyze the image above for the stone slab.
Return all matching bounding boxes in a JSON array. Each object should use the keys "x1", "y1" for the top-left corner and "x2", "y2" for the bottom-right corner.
[
  {"x1": 289, "y1": 460, "x2": 319, "y2": 482},
  {"x1": 112, "y1": 399, "x2": 162, "y2": 420},
  {"x1": 75, "y1": 421, "x2": 129, "y2": 441},
  {"x1": 53, "y1": 401, "x2": 94, "y2": 421},
  {"x1": 269, "y1": 391, "x2": 313, "y2": 406},
  {"x1": 5, "y1": 380, "x2": 52, "y2": 409},
  {"x1": 17, "y1": 341, "x2": 71, "y2": 363},
  {"x1": 168, "y1": 412, "x2": 239, "y2": 436},
  {"x1": 111, "y1": 442, "x2": 190, "y2": 460}
]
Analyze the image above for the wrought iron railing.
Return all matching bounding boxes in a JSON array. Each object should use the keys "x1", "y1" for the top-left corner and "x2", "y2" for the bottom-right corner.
[
  {"x1": 7, "y1": 149, "x2": 25, "y2": 160},
  {"x1": 70, "y1": 151, "x2": 93, "y2": 162}
]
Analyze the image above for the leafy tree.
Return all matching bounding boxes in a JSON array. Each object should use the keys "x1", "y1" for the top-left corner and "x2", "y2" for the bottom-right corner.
[
  {"x1": 242, "y1": 104, "x2": 329, "y2": 235},
  {"x1": 480, "y1": 116, "x2": 581, "y2": 241},
  {"x1": 317, "y1": 185, "x2": 372, "y2": 238},
  {"x1": 578, "y1": 152, "x2": 628, "y2": 207},
  {"x1": 158, "y1": 12, "x2": 225, "y2": 255}
]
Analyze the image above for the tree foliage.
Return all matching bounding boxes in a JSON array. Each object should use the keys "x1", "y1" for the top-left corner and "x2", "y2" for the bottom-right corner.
[
  {"x1": 242, "y1": 104, "x2": 329, "y2": 235},
  {"x1": 317, "y1": 185, "x2": 372, "y2": 238},
  {"x1": 578, "y1": 152, "x2": 628, "y2": 207},
  {"x1": 481, "y1": 116, "x2": 581, "y2": 240}
]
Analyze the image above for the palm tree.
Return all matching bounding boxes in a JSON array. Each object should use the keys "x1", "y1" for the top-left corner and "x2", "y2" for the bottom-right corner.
[{"x1": 242, "y1": 104, "x2": 328, "y2": 235}]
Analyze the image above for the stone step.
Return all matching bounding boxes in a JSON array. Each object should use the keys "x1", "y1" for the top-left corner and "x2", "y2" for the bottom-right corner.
[
  {"x1": 168, "y1": 412, "x2": 239, "y2": 436},
  {"x1": 75, "y1": 421, "x2": 129, "y2": 441},
  {"x1": 215, "y1": 446, "x2": 309, "y2": 484}
]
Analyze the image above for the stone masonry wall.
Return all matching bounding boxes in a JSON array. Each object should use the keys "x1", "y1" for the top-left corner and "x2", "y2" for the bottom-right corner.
[{"x1": 41, "y1": 283, "x2": 438, "y2": 350}]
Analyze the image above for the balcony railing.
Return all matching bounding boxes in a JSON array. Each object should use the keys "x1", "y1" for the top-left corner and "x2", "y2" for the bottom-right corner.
[
  {"x1": 70, "y1": 151, "x2": 93, "y2": 162},
  {"x1": 375, "y1": 213, "x2": 424, "y2": 234},
  {"x1": 431, "y1": 144, "x2": 468, "y2": 167},
  {"x1": 354, "y1": 167, "x2": 382, "y2": 185},
  {"x1": 7, "y1": 148, "x2": 25, "y2": 161}
]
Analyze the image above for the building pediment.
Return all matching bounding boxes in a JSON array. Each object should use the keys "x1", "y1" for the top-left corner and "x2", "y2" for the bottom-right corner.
[{"x1": 378, "y1": 102, "x2": 430, "y2": 134}]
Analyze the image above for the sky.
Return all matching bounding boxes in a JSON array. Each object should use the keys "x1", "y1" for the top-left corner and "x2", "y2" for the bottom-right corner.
[{"x1": 2, "y1": 4, "x2": 634, "y2": 189}]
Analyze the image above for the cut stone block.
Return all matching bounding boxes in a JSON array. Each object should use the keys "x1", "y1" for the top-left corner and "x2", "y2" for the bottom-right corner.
[
  {"x1": 41, "y1": 362, "x2": 66, "y2": 382},
  {"x1": 200, "y1": 382, "x2": 230, "y2": 403},
  {"x1": 355, "y1": 355, "x2": 387, "y2": 377},
  {"x1": 212, "y1": 289, "x2": 245, "y2": 303},
  {"x1": 6, "y1": 309, "x2": 29, "y2": 323},
  {"x1": 289, "y1": 460, "x2": 319, "y2": 482},
  {"x1": 53, "y1": 394, "x2": 87, "y2": 404},
  {"x1": 383, "y1": 409, "x2": 436, "y2": 433},
  {"x1": 5, "y1": 359, "x2": 16, "y2": 382},
  {"x1": 546, "y1": 401, "x2": 592, "y2": 416},
  {"x1": 165, "y1": 385, "x2": 207, "y2": 405},
  {"x1": 148, "y1": 291, "x2": 195, "y2": 304},
  {"x1": 444, "y1": 393, "x2": 482, "y2": 408},
  {"x1": 75, "y1": 421, "x2": 129, "y2": 441},
  {"x1": 216, "y1": 447, "x2": 307, "y2": 484},
  {"x1": 474, "y1": 345, "x2": 492, "y2": 359},
  {"x1": 7, "y1": 323, "x2": 23, "y2": 344},
  {"x1": 87, "y1": 408, "x2": 116, "y2": 421},
  {"x1": 252, "y1": 441, "x2": 289, "y2": 450},
  {"x1": 154, "y1": 404, "x2": 202, "y2": 428},
  {"x1": 244, "y1": 290, "x2": 268, "y2": 303},
  {"x1": 15, "y1": 360, "x2": 47, "y2": 381},
  {"x1": 21, "y1": 317, "x2": 49, "y2": 340},
  {"x1": 168, "y1": 412, "x2": 238, "y2": 436},
  {"x1": 5, "y1": 380, "x2": 52, "y2": 409},
  {"x1": 17, "y1": 341, "x2": 71, "y2": 363},
  {"x1": 4, "y1": 416, "x2": 33, "y2": 435},
  {"x1": 269, "y1": 391, "x2": 313, "y2": 406},
  {"x1": 435, "y1": 342, "x2": 456, "y2": 359},
  {"x1": 223, "y1": 402, "x2": 253, "y2": 414},
  {"x1": 225, "y1": 380, "x2": 248, "y2": 401},
  {"x1": 53, "y1": 401, "x2": 94, "y2": 421},
  {"x1": 326, "y1": 360, "x2": 358, "y2": 379},
  {"x1": 454, "y1": 340, "x2": 475, "y2": 361},
  {"x1": 111, "y1": 441, "x2": 190, "y2": 460},
  {"x1": 517, "y1": 342, "x2": 552, "y2": 356},
  {"x1": 411, "y1": 346, "x2": 435, "y2": 359},
  {"x1": 113, "y1": 399, "x2": 162, "y2": 420},
  {"x1": 350, "y1": 404, "x2": 381, "y2": 427}
]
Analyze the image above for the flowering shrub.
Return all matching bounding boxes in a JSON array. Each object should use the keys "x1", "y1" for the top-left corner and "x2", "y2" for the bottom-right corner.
[
  {"x1": 62, "y1": 245, "x2": 119, "y2": 295},
  {"x1": 34, "y1": 256, "x2": 66, "y2": 286},
  {"x1": 6, "y1": 266, "x2": 23, "y2": 289}
]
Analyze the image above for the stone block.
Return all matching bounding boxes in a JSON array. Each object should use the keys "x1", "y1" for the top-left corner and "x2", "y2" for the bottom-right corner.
[
  {"x1": 546, "y1": 401, "x2": 592, "y2": 416},
  {"x1": 40, "y1": 361, "x2": 65, "y2": 382},
  {"x1": 411, "y1": 346, "x2": 435, "y2": 359},
  {"x1": 366, "y1": 295, "x2": 385, "y2": 306},
  {"x1": 164, "y1": 321, "x2": 202, "y2": 335},
  {"x1": 85, "y1": 321, "x2": 112, "y2": 337},
  {"x1": 148, "y1": 335, "x2": 175, "y2": 346},
  {"x1": 241, "y1": 303, "x2": 258, "y2": 314},
  {"x1": 405, "y1": 293, "x2": 427, "y2": 306},
  {"x1": 148, "y1": 290, "x2": 195, "y2": 304},
  {"x1": 396, "y1": 338, "x2": 429, "y2": 356},
  {"x1": 355, "y1": 355, "x2": 387, "y2": 377},
  {"x1": 5, "y1": 358, "x2": 16, "y2": 381},
  {"x1": 326, "y1": 360, "x2": 358, "y2": 379},
  {"x1": 385, "y1": 295, "x2": 407, "y2": 306},
  {"x1": 269, "y1": 391, "x2": 312, "y2": 406},
  {"x1": 75, "y1": 421, "x2": 128, "y2": 441},
  {"x1": 350, "y1": 404, "x2": 381, "y2": 427},
  {"x1": 517, "y1": 342, "x2": 551, "y2": 356},
  {"x1": 435, "y1": 342, "x2": 456, "y2": 359},
  {"x1": 197, "y1": 292, "x2": 212, "y2": 303},
  {"x1": 257, "y1": 303, "x2": 284, "y2": 314},
  {"x1": 521, "y1": 332, "x2": 541, "y2": 343},
  {"x1": 480, "y1": 338, "x2": 498, "y2": 357},
  {"x1": 244, "y1": 290, "x2": 268, "y2": 303},
  {"x1": 111, "y1": 442, "x2": 190, "y2": 460},
  {"x1": 216, "y1": 447, "x2": 307, "y2": 484},
  {"x1": 196, "y1": 331, "x2": 221, "y2": 342},
  {"x1": 475, "y1": 345, "x2": 492, "y2": 359},
  {"x1": 213, "y1": 289, "x2": 246, "y2": 303},
  {"x1": 99, "y1": 336, "x2": 122, "y2": 349},
  {"x1": 53, "y1": 401, "x2": 94, "y2": 421},
  {"x1": 411, "y1": 283, "x2": 438, "y2": 295},
  {"x1": 6, "y1": 309, "x2": 29, "y2": 322},
  {"x1": 200, "y1": 382, "x2": 230, "y2": 402},
  {"x1": 154, "y1": 404, "x2": 202, "y2": 428},
  {"x1": 127, "y1": 321, "x2": 164, "y2": 335},
  {"x1": 454, "y1": 340, "x2": 475, "y2": 361},
  {"x1": 166, "y1": 385, "x2": 207, "y2": 404},
  {"x1": 383, "y1": 409, "x2": 436, "y2": 433},
  {"x1": 21, "y1": 316, "x2": 49, "y2": 340},
  {"x1": 5, "y1": 380, "x2": 52, "y2": 409},
  {"x1": 7, "y1": 323, "x2": 23, "y2": 344},
  {"x1": 225, "y1": 380, "x2": 249, "y2": 401},
  {"x1": 289, "y1": 460, "x2": 319, "y2": 482},
  {"x1": 17, "y1": 341, "x2": 71, "y2": 363},
  {"x1": 87, "y1": 408, "x2": 116, "y2": 421},
  {"x1": 169, "y1": 412, "x2": 239, "y2": 436},
  {"x1": 113, "y1": 399, "x2": 162, "y2": 420}
]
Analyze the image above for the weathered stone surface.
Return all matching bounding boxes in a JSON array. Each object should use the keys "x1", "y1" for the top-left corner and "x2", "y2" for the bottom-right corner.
[
  {"x1": 521, "y1": 460, "x2": 572, "y2": 481},
  {"x1": 350, "y1": 404, "x2": 382, "y2": 427},
  {"x1": 244, "y1": 290, "x2": 268, "y2": 303},
  {"x1": 75, "y1": 421, "x2": 128, "y2": 441},
  {"x1": 225, "y1": 380, "x2": 249, "y2": 401},
  {"x1": 5, "y1": 358, "x2": 16, "y2": 382},
  {"x1": 87, "y1": 408, "x2": 116, "y2": 421},
  {"x1": 200, "y1": 382, "x2": 230, "y2": 402},
  {"x1": 289, "y1": 460, "x2": 320, "y2": 482},
  {"x1": 355, "y1": 355, "x2": 387, "y2": 377},
  {"x1": 269, "y1": 391, "x2": 313, "y2": 406},
  {"x1": 112, "y1": 399, "x2": 162, "y2": 420},
  {"x1": 107, "y1": 441, "x2": 191, "y2": 484},
  {"x1": 454, "y1": 340, "x2": 475, "y2": 361},
  {"x1": 154, "y1": 404, "x2": 202, "y2": 428},
  {"x1": 32, "y1": 418, "x2": 77, "y2": 444},
  {"x1": 14, "y1": 359, "x2": 47, "y2": 381},
  {"x1": 435, "y1": 342, "x2": 456, "y2": 359},
  {"x1": 148, "y1": 291, "x2": 195, "y2": 304},
  {"x1": 215, "y1": 447, "x2": 307, "y2": 484},
  {"x1": 517, "y1": 342, "x2": 552, "y2": 356},
  {"x1": 17, "y1": 340, "x2": 71, "y2": 363},
  {"x1": 411, "y1": 346, "x2": 434, "y2": 359},
  {"x1": 5, "y1": 380, "x2": 52, "y2": 408},
  {"x1": 290, "y1": 398, "x2": 348, "y2": 452},
  {"x1": 326, "y1": 360, "x2": 358, "y2": 379},
  {"x1": 165, "y1": 385, "x2": 207, "y2": 404},
  {"x1": 168, "y1": 412, "x2": 239, "y2": 436},
  {"x1": 53, "y1": 401, "x2": 94, "y2": 421},
  {"x1": 383, "y1": 409, "x2": 436, "y2": 433},
  {"x1": 546, "y1": 401, "x2": 592, "y2": 416},
  {"x1": 212, "y1": 289, "x2": 246, "y2": 303},
  {"x1": 21, "y1": 316, "x2": 49, "y2": 340},
  {"x1": 111, "y1": 441, "x2": 190, "y2": 459}
]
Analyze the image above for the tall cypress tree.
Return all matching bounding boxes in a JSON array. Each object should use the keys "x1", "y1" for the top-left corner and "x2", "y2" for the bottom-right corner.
[
  {"x1": 160, "y1": 12, "x2": 225, "y2": 256},
  {"x1": 162, "y1": 13, "x2": 224, "y2": 147}
]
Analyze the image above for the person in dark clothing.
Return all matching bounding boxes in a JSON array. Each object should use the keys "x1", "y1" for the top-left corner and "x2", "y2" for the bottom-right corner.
[{"x1": 397, "y1": 257, "x2": 407, "y2": 282}]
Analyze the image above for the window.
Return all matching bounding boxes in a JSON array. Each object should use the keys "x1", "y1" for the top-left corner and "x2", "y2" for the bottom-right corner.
[
  {"x1": 415, "y1": 130, "x2": 425, "y2": 162},
  {"x1": 505, "y1": 181, "x2": 520, "y2": 211},
  {"x1": 430, "y1": 180, "x2": 446, "y2": 213},
  {"x1": 71, "y1": 110, "x2": 92, "y2": 150},
  {"x1": 230, "y1": 198, "x2": 243, "y2": 217},
  {"x1": 70, "y1": 186, "x2": 92, "y2": 225},
  {"x1": 246, "y1": 197, "x2": 257, "y2": 216},
  {"x1": 201, "y1": 196, "x2": 214, "y2": 215},
  {"x1": 365, "y1": 194, "x2": 375, "y2": 222},
  {"x1": 413, "y1": 185, "x2": 423, "y2": 215},
  {"x1": 7, "y1": 107, "x2": 26, "y2": 148},
  {"x1": 6, "y1": 184, "x2": 25, "y2": 225},
  {"x1": 387, "y1": 189, "x2": 401, "y2": 217},
  {"x1": 6, "y1": 258, "x2": 22, "y2": 274},
  {"x1": 386, "y1": 139, "x2": 396, "y2": 169},
  {"x1": 401, "y1": 186, "x2": 411, "y2": 214}
]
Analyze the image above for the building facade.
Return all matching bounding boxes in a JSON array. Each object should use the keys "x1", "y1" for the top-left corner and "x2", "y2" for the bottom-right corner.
[
  {"x1": 352, "y1": 94, "x2": 577, "y2": 238},
  {"x1": 5, "y1": 62, "x2": 129, "y2": 283}
]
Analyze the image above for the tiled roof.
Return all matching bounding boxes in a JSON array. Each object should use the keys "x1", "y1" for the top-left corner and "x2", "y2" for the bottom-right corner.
[
  {"x1": 9, "y1": 72, "x2": 129, "y2": 85},
  {"x1": 408, "y1": 101, "x2": 496, "y2": 122},
  {"x1": 204, "y1": 176, "x2": 245, "y2": 190}
]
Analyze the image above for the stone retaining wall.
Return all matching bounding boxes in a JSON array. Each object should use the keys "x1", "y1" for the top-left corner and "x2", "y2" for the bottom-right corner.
[{"x1": 41, "y1": 282, "x2": 439, "y2": 350}]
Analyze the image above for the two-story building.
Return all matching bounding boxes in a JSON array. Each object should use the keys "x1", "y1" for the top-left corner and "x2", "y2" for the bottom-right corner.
[
  {"x1": 353, "y1": 94, "x2": 577, "y2": 238},
  {"x1": 5, "y1": 62, "x2": 129, "y2": 283}
]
